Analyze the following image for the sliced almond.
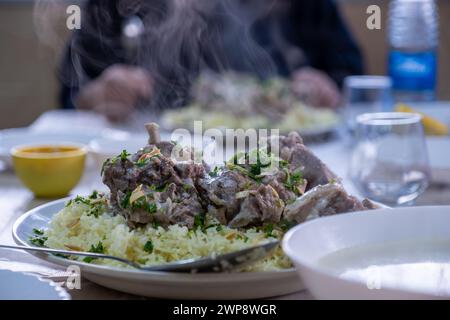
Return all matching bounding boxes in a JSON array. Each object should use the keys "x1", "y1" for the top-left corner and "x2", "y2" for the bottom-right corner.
[
  {"x1": 64, "y1": 244, "x2": 83, "y2": 251},
  {"x1": 267, "y1": 185, "x2": 280, "y2": 198},
  {"x1": 130, "y1": 184, "x2": 146, "y2": 204},
  {"x1": 138, "y1": 148, "x2": 161, "y2": 162},
  {"x1": 89, "y1": 197, "x2": 107, "y2": 205},
  {"x1": 296, "y1": 179, "x2": 308, "y2": 195},
  {"x1": 225, "y1": 232, "x2": 237, "y2": 240},
  {"x1": 235, "y1": 190, "x2": 257, "y2": 199},
  {"x1": 66, "y1": 219, "x2": 80, "y2": 228}
]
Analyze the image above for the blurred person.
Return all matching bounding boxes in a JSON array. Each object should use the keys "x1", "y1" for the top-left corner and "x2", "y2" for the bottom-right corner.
[{"x1": 60, "y1": 0, "x2": 363, "y2": 121}]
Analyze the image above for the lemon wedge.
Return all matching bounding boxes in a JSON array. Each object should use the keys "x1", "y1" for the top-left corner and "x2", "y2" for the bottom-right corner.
[{"x1": 395, "y1": 103, "x2": 449, "y2": 136}]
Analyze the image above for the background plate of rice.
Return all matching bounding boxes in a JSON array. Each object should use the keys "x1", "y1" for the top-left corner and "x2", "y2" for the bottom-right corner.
[{"x1": 13, "y1": 198, "x2": 304, "y2": 299}]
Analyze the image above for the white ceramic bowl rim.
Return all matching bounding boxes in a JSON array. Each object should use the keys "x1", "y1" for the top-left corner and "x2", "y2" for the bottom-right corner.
[{"x1": 282, "y1": 206, "x2": 450, "y2": 298}]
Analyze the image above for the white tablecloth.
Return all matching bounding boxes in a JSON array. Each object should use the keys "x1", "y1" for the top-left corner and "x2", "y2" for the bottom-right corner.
[{"x1": 1, "y1": 106, "x2": 449, "y2": 299}]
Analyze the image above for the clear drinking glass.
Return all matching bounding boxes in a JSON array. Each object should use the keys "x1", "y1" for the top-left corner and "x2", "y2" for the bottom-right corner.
[
  {"x1": 343, "y1": 76, "x2": 393, "y2": 135},
  {"x1": 349, "y1": 112, "x2": 430, "y2": 206}
]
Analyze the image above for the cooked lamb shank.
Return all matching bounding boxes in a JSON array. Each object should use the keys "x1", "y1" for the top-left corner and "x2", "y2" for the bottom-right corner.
[
  {"x1": 101, "y1": 123, "x2": 378, "y2": 230},
  {"x1": 102, "y1": 123, "x2": 206, "y2": 228}
]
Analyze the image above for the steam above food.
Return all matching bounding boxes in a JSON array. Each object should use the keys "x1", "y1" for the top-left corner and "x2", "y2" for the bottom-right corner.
[{"x1": 101, "y1": 123, "x2": 377, "y2": 230}]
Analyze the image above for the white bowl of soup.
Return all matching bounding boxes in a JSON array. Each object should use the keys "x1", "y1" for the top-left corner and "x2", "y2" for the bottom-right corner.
[{"x1": 283, "y1": 206, "x2": 450, "y2": 299}]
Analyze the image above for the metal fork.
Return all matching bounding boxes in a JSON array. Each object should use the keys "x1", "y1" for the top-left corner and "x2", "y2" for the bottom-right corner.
[{"x1": 0, "y1": 239, "x2": 279, "y2": 272}]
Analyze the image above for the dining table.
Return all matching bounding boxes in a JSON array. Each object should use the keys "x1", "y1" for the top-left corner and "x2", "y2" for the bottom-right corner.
[{"x1": 1, "y1": 105, "x2": 450, "y2": 300}]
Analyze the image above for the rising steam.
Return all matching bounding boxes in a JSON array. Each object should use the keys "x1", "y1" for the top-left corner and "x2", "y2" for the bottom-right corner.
[{"x1": 34, "y1": 0, "x2": 288, "y2": 110}]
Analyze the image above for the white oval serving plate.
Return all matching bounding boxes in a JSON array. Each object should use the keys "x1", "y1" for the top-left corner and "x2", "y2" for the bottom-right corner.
[
  {"x1": 283, "y1": 206, "x2": 450, "y2": 300},
  {"x1": 13, "y1": 199, "x2": 303, "y2": 299}
]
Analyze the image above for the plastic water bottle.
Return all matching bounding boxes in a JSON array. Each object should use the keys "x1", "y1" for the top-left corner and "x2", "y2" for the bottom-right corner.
[{"x1": 388, "y1": 0, "x2": 438, "y2": 102}]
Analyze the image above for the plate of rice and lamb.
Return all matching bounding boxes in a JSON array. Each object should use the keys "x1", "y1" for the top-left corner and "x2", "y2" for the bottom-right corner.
[{"x1": 13, "y1": 123, "x2": 380, "y2": 299}]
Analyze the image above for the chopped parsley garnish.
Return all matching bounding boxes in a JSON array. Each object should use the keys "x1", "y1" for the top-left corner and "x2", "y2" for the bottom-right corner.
[
  {"x1": 136, "y1": 157, "x2": 150, "y2": 167},
  {"x1": 143, "y1": 241, "x2": 154, "y2": 253},
  {"x1": 236, "y1": 234, "x2": 249, "y2": 242},
  {"x1": 227, "y1": 150, "x2": 274, "y2": 183},
  {"x1": 248, "y1": 151, "x2": 271, "y2": 176},
  {"x1": 204, "y1": 223, "x2": 223, "y2": 232},
  {"x1": 135, "y1": 148, "x2": 161, "y2": 167},
  {"x1": 208, "y1": 166, "x2": 221, "y2": 178},
  {"x1": 30, "y1": 236, "x2": 47, "y2": 247},
  {"x1": 284, "y1": 169, "x2": 304, "y2": 194},
  {"x1": 83, "y1": 241, "x2": 104, "y2": 263},
  {"x1": 90, "y1": 241, "x2": 104, "y2": 253},
  {"x1": 152, "y1": 221, "x2": 160, "y2": 229},
  {"x1": 73, "y1": 195, "x2": 90, "y2": 205},
  {"x1": 227, "y1": 163, "x2": 262, "y2": 183},
  {"x1": 32, "y1": 228, "x2": 44, "y2": 235},
  {"x1": 263, "y1": 223, "x2": 276, "y2": 238},
  {"x1": 65, "y1": 196, "x2": 89, "y2": 207},
  {"x1": 89, "y1": 190, "x2": 99, "y2": 199},
  {"x1": 156, "y1": 184, "x2": 169, "y2": 193},
  {"x1": 120, "y1": 150, "x2": 130, "y2": 161},
  {"x1": 279, "y1": 159, "x2": 289, "y2": 168},
  {"x1": 121, "y1": 191, "x2": 132, "y2": 209},
  {"x1": 105, "y1": 150, "x2": 130, "y2": 168},
  {"x1": 194, "y1": 213, "x2": 206, "y2": 231},
  {"x1": 29, "y1": 228, "x2": 47, "y2": 247},
  {"x1": 87, "y1": 203, "x2": 106, "y2": 218},
  {"x1": 148, "y1": 184, "x2": 169, "y2": 193},
  {"x1": 291, "y1": 170, "x2": 303, "y2": 184},
  {"x1": 132, "y1": 196, "x2": 157, "y2": 214},
  {"x1": 66, "y1": 194, "x2": 106, "y2": 218}
]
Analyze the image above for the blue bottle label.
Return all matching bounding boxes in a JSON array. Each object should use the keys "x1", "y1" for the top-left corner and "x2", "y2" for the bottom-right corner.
[{"x1": 388, "y1": 50, "x2": 437, "y2": 91}]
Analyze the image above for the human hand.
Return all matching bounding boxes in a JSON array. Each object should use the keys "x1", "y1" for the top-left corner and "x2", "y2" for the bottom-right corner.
[
  {"x1": 76, "y1": 64, "x2": 153, "y2": 121},
  {"x1": 291, "y1": 67, "x2": 341, "y2": 109}
]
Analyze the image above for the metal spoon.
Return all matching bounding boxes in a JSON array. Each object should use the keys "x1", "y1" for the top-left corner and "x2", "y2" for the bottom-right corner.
[
  {"x1": 0, "y1": 240, "x2": 279, "y2": 272},
  {"x1": 122, "y1": 15, "x2": 145, "y2": 62}
]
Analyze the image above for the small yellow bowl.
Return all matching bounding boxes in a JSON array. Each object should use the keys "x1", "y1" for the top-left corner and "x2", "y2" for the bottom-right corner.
[{"x1": 11, "y1": 144, "x2": 87, "y2": 198}]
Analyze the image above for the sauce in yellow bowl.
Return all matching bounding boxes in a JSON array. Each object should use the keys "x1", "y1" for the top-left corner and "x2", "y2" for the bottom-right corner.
[{"x1": 11, "y1": 144, "x2": 87, "y2": 198}]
